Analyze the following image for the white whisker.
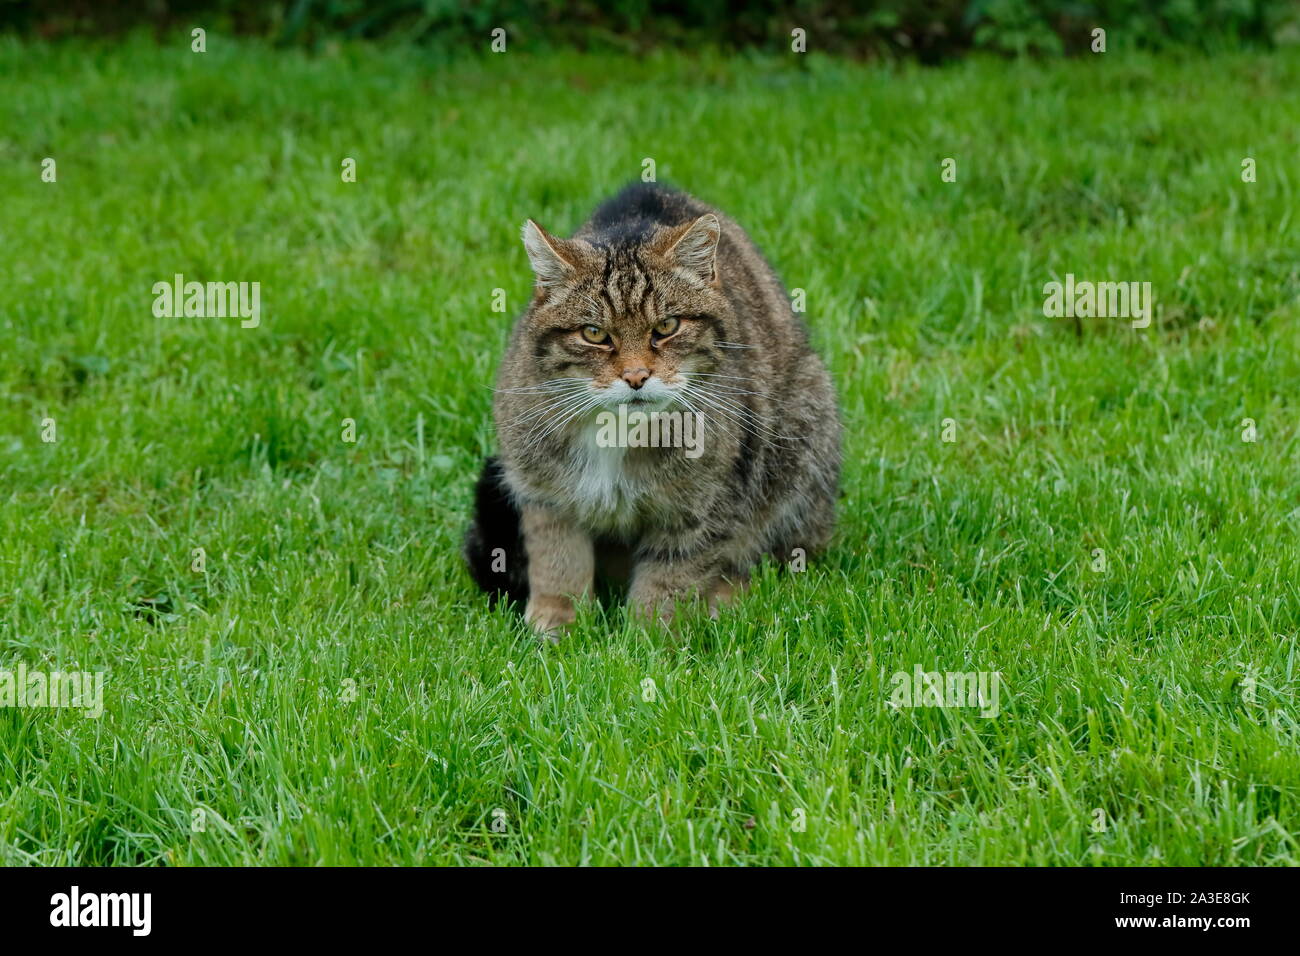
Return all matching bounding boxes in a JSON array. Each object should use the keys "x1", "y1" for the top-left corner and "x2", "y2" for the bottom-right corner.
[
  {"x1": 678, "y1": 384, "x2": 798, "y2": 447},
  {"x1": 494, "y1": 377, "x2": 591, "y2": 394},
  {"x1": 533, "y1": 392, "x2": 605, "y2": 444}
]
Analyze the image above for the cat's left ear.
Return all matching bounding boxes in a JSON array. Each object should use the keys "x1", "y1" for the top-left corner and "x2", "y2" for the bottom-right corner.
[
  {"x1": 664, "y1": 214, "x2": 721, "y2": 286},
  {"x1": 522, "y1": 219, "x2": 579, "y2": 290}
]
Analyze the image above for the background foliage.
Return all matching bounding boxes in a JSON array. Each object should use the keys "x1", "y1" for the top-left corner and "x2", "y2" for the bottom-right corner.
[{"x1": 11, "y1": 0, "x2": 1300, "y2": 58}]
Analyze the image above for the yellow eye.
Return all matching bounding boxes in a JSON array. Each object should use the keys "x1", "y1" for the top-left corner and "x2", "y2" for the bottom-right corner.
[
  {"x1": 653, "y1": 316, "x2": 680, "y2": 337},
  {"x1": 580, "y1": 325, "x2": 610, "y2": 345}
]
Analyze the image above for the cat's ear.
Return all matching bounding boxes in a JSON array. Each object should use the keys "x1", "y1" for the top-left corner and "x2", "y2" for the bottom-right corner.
[
  {"x1": 665, "y1": 213, "x2": 721, "y2": 286},
  {"x1": 522, "y1": 219, "x2": 577, "y2": 289}
]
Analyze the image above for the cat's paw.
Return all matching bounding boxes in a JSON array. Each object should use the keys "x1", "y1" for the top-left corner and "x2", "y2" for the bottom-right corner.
[
  {"x1": 707, "y1": 574, "x2": 749, "y2": 617},
  {"x1": 525, "y1": 595, "x2": 576, "y2": 640},
  {"x1": 629, "y1": 592, "x2": 697, "y2": 642}
]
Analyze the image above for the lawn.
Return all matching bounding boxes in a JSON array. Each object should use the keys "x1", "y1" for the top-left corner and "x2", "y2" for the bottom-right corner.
[{"x1": 2, "y1": 35, "x2": 1299, "y2": 865}]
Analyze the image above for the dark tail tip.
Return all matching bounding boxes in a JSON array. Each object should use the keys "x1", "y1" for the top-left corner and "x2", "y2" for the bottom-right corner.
[{"x1": 463, "y1": 456, "x2": 528, "y2": 607}]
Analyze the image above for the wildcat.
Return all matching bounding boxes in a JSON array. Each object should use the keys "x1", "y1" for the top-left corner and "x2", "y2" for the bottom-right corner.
[{"x1": 464, "y1": 183, "x2": 840, "y2": 636}]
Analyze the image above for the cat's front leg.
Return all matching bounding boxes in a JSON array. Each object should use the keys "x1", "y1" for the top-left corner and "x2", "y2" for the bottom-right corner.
[
  {"x1": 706, "y1": 572, "x2": 750, "y2": 617},
  {"x1": 521, "y1": 505, "x2": 593, "y2": 639},
  {"x1": 628, "y1": 549, "x2": 748, "y2": 627}
]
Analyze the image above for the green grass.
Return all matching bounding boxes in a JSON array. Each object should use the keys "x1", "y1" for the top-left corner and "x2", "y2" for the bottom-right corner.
[{"x1": 2, "y1": 35, "x2": 1299, "y2": 865}]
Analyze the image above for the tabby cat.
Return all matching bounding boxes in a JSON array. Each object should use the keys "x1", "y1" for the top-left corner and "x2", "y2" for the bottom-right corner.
[{"x1": 464, "y1": 183, "x2": 840, "y2": 636}]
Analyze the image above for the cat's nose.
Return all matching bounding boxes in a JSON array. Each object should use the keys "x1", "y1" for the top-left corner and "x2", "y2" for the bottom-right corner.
[{"x1": 621, "y1": 368, "x2": 651, "y2": 389}]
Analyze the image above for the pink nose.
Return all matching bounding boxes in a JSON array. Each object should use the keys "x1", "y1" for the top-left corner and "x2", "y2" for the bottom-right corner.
[{"x1": 622, "y1": 368, "x2": 651, "y2": 389}]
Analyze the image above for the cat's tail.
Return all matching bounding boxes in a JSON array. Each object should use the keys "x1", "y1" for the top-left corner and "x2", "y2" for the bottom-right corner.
[{"x1": 463, "y1": 456, "x2": 529, "y2": 606}]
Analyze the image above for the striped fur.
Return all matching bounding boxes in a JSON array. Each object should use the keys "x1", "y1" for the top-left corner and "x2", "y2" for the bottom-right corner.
[{"x1": 466, "y1": 183, "x2": 841, "y2": 635}]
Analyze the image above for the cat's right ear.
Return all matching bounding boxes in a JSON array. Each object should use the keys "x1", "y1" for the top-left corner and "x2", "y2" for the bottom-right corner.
[{"x1": 522, "y1": 219, "x2": 577, "y2": 291}]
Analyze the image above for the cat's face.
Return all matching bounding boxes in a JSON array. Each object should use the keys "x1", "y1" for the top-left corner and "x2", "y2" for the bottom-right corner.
[{"x1": 511, "y1": 215, "x2": 730, "y2": 412}]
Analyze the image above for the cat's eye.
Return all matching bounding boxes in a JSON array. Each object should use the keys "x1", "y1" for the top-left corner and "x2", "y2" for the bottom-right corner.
[
  {"x1": 580, "y1": 325, "x2": 610, "y2": 345},
  {"x1": 652, "y1": 316, "x2": 681, "y2": 338}
]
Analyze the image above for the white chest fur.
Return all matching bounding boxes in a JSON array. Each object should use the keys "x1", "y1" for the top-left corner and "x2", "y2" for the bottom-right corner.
[{"x1": 568, "y1": 429, "x2": 640, "y2": 529}]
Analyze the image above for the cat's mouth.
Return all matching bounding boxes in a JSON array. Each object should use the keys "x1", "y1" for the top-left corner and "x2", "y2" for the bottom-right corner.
[
  {"x1": 616, "y1": 391, "x2": 677, "y2": 412},
  {"x1": 595, "y1": 378, "x2": 678, "y2": 411}
]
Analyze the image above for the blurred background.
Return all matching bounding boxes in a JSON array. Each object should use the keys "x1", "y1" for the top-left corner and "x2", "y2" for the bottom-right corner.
[{"x1": 11, "y1": 0, "x2": 1300, "y2": 59}]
